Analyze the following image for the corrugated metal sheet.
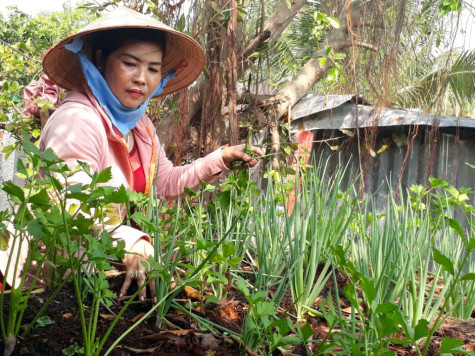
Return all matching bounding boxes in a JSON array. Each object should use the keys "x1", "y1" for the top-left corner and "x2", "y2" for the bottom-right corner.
[
  {"x1": 290, "y1": 94, "x2": 475, "y2": 211},
  {"x1": 291, "y1": 94, "x2": 475, "y2": 134},
  {"x1": 291, "y1": 94, "x2": 354, "y2": 119}
]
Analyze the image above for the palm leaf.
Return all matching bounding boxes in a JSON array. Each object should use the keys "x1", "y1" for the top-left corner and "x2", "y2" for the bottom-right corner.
[{"x1": 394, "y1": 50, "x2": 475, "y2": 112}]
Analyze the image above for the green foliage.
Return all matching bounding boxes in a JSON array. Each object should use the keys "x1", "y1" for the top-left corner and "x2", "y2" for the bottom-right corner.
[
  {"x1": 312, "y1": 11, "x2": 340, "y2": 41},
  {"x1": 0, "y1": 131, "x2": 158, "y2": 356},
  {"x1": 231, "y1": 129, "x2": 254, "y2": 169},
  {"x1": 394, "y1": 50, "x2": 475, "y2": 115},
  {"x1": 62, "y1": 342, "x2": 84, "y2": 356},
  {"x1": 0, "y1": 7, "x2": 89, "y2": 140},
  {"x1": 1, "y1": 1, "x2": 474, "y2": 354},
  {"x1": 238, "y1": 280, "x2": 300, "y2": 354},
  {"x1": 285, "y1": 158, "x2": 358, "y2": 321},
  {"x1": 438, "y1": 0, "x2": 462, "y2": 17},
  {"x1": 332, "y1": 172, "x2": 475, "y2": 355},
  {"x1": 2, "y1": 134, "x2": 474, "y2": 354},
  {"x1": 34, "y1": 315, "x2": 54, "y2": 328},
  {"x1": 255, "y1": 2, "x2": 323, "y2": 86}
]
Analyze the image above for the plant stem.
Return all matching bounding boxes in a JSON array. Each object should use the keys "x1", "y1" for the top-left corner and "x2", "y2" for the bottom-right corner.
[
  {"x1": 171, "y1": 300, "x2": 240, "y2": 337},
  {"x1": 422, "y1": 247, "x2": 471, "y2": 355}
]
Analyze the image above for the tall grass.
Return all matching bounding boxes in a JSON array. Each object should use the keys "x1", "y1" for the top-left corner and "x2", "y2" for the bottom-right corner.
[
  {"x1": 246, "y1": 181, "x2": 290, "y2": 304},
  {"x1": 282, "y1": 158, "x2": 358, "y2": 321},
  {"x1": 111, "y1": 160, "x2": 475, "y2": 353},
  {"x1": 351, "y1": 186, "x2": 432, "y2": 311}
]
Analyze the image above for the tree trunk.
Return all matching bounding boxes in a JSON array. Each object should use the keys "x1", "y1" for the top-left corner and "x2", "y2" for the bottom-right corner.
[
  {"x1": 157, "y1": 0, "x2": 307, "y2": 149},
  {"x1": 262, "y1": 0, "x2": 370, "y2": 167},
  {"x1": 199, "y1": 0, "x2": 224, "y2": 155},
  {"x1": 270, "y1": 0, "x2": 366, "y2": 120},
  {"x1": 227, "y1": 0, "x2": 239, "y2": 146}
]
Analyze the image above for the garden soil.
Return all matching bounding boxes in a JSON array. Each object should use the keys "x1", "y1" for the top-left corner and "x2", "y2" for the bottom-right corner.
[{"x1": 1, "y1": 271, "x2": 474, "y2": 356}]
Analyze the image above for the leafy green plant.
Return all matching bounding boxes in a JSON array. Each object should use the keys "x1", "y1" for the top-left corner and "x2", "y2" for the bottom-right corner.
[
  {"x1": 416, "y1": 177, "x2": 475, "y2": 355},
  {"x1": 246, "y1": 180, "x2": 290, "y2": 305},
  {"x1": 103, "y1": 211, "x2": 247, "y2": 356},
  {"x1": 335, "y1": 175, "x2": 475, "y2": 355},
  {"x1": 0, "y1": 131, "x2": 169, "y2": 356},
  {"x1": 237, "y1": 278, "x2": 299, "y2": 355},
  {"x1": 0, "y1": 133, "x2": 79, "y2": 352},
  {"x1": 62, "y1": 342, "x2": 84, "y2": 356},
  {"x1": 139, "y1": 194, "x2": 187, "y2": 328},
  {"x1": 333, "y1": 244, "x2": 403, "y2": 355},
  {"x1": 351, "y1": 186, "x2": 435, "y2": 322},
  {"x1": 0, "y1": 7, "x2": 88, "y2": 142},
  {"x1": 19, "y1": 136, "x2": 133, "y2": 356},
  {"x1": 231, "y1": 129, "x2": 254, "y2": 170},
  {"x1": 283, "y1": 158, "x2": 357, "y2": 321},
  {"x1": 177, "y1": 170, "x2": 258, "y2": 304}
]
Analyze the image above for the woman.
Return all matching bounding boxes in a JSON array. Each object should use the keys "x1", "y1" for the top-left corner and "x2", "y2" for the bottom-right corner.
[{"x1": 1, "y1": 7, "x2": 262, "y2": 299}]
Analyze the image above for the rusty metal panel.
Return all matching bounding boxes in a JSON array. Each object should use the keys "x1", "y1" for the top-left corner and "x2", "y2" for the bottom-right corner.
[
  {"x1": 291, "y1": 94, "x2": 475, "y2": 210},
  {"x1": 308, "y1": 127, "x2": 475, "y2": 212},
  {"x1": 291, "y1": 96, "x2": 475, "y2": 136}
]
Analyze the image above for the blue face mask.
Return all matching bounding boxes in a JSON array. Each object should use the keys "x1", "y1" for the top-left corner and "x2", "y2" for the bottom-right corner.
[{"x1": 64, "y1": 37, "x2": 176, "y2": 136}]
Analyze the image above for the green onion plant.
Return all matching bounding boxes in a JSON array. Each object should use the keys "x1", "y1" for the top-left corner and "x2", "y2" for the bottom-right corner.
[{"x1": 283, "y1": 157, "x2": 357, "y2": 321}]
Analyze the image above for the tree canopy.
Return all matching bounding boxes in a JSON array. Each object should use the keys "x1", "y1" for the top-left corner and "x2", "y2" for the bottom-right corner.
[{"x1": 1, "y1": 0, "x2": 474, "y2": 163}]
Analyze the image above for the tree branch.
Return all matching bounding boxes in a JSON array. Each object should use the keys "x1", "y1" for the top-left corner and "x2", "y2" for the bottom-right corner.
[
  {"x1": 260, "y1": 0, "x2": 370, "y2": 167},
  {"x1": 337, "y1": 40, "x2": 378, "y2": 51},
  {"x1": 0, "y1": 38, "x2": 41, "y2": 62},
  {"x1": 241, "y1": 30, "x2": 271, "y2": 59},
  {"x1": 157, "y1": 0, "x2": 308, "y2": 148},
  {"x1": 266, "y1": 0, "x2": 370, "y2": 118}
]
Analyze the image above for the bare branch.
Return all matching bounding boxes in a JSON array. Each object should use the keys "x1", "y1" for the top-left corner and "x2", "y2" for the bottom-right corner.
[
  {"x1": 241, "y1": 30, "x2": 271, "y2": 59},
  {"x1": 337, "y1": 40, "x2": 378, "y2": 51},
  {"x1": 0, "y1": 39, "x2": 41, "y2": 63}
]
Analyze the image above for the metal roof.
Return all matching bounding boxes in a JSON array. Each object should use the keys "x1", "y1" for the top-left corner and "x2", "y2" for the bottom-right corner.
[{"x1": 290, "y1": 94, "x2": 475, "y2": 134}]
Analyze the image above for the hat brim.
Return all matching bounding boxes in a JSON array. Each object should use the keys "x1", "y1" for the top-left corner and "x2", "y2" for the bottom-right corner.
[{"x1": 42, "y1": 7, "x2": 205, "y2": 98}]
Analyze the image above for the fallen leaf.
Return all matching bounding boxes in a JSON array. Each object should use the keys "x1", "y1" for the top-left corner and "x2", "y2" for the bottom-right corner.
[
  {"x1": 100, "y1": 313, "x2": 115, "y2": 321},
  {"x1": 141, "y1": 329, "x2": 198, "y2": 342},
  {"x1": 184, "y1": 286, "x2": 205, "y2": 301},
  {"x1": 141, "y1": 329, "x2": 199, "y2": 346},
  {"x1": 465, "y1": 343, "x2": 475, "y2": 351},
  {"x1": 216, "y1": 301, "x2": 239, "y2": 322},
  {"x1": 314, "y1": 296, "x2": 323, "y2": 305},
  {"x1": 341, "y1": 307, "x2": 360, "y2": 314},
  {"x1": 130, "y1": 312, "x2": 146, "y2": 323},
  {"x1": 142, "y1": 332, "x2": 181, "y2": 343},
  {"x1": 161, "y1": 329, "x2": 196, "y2": 336}
]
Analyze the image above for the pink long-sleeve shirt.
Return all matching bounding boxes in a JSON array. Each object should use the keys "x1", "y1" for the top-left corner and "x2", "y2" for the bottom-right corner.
[{"x1": 0, "y1": 89, "x2": 229, "y2": 288}]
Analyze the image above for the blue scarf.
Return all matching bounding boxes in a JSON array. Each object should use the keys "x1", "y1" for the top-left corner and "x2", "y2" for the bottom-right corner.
[{"x1": 64, "y1": 37, "x2": 176, "y2": 136}]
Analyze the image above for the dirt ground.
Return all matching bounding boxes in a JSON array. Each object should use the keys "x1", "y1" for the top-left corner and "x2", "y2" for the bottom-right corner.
[{"x1": 1, "y1": 272, "x2": 474, "y2": 356}]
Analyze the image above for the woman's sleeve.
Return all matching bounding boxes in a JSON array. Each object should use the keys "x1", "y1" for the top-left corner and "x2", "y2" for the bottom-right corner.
[
  {"x1": 153, "y1": 136, "x2": 231, "y2": 200},
  {"x1": 39, "y1": 104, "x2": 105, "y2": 175}
]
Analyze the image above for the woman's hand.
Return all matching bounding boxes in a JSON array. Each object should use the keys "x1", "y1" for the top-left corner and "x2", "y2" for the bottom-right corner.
[
  {"x1": 119, "y1": 239, "x2": 156, "y2": 301},
  {"x1": 221, "y1": 144, "x2": 264, "y2": 169}
]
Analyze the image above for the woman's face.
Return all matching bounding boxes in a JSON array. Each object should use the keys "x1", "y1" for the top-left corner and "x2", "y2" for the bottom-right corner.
[{"x1": 103, "y1": 41, "x2": 163, "y2": 108}]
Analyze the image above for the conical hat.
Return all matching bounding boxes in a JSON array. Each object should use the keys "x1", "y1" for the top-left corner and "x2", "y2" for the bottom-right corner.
[{"x1": 42, "y1": 7, "x2": 205, "y2": 97}]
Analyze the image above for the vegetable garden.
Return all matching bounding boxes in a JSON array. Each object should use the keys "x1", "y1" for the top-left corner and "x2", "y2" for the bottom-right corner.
[
  {"x1": 0, "y1": 138, "x2": 474, "y2": 355},
  {"x1": 1, "y1": 1, "x2": 474, "y2": 355}
]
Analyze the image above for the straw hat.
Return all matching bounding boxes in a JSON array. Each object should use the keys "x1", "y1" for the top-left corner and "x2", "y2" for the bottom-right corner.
[{"x1": 42, "y1": 7, "x2": 205, "y2": 98}]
